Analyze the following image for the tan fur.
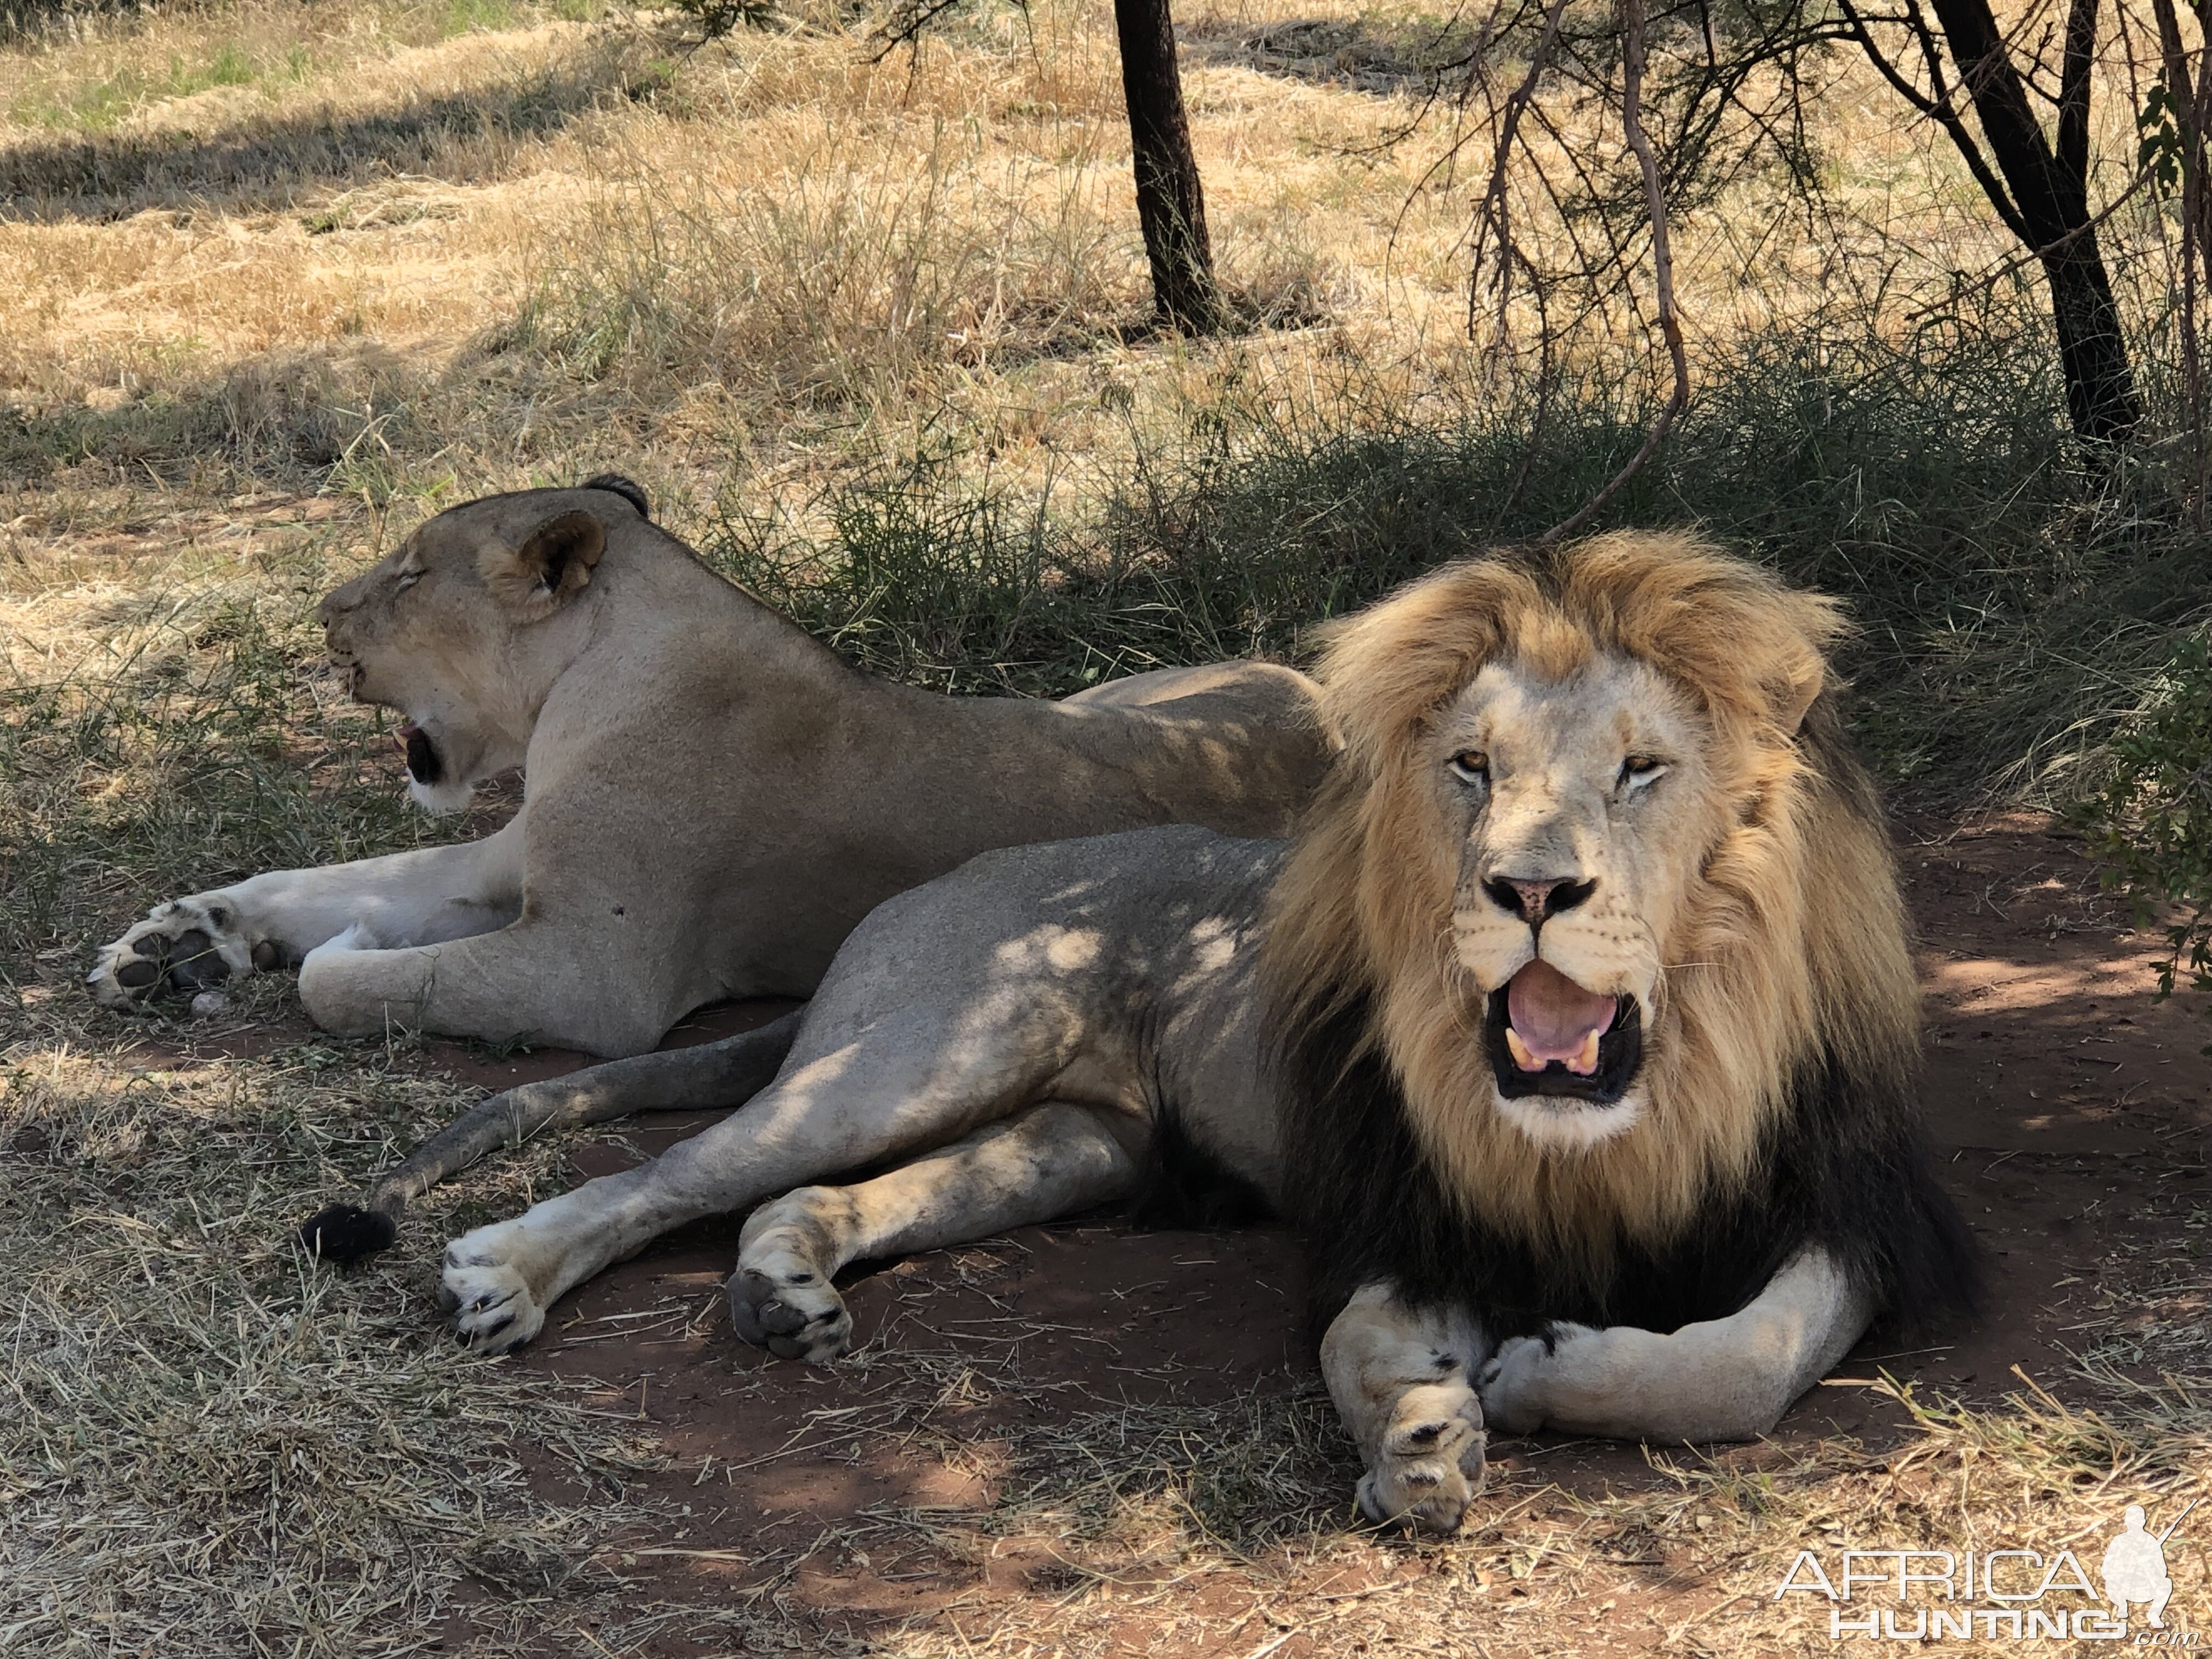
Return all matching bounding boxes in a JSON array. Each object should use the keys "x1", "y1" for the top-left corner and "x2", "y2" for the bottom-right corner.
[{"x1": 1266, "y1": 530, "x2": 1919, "y2": 1262}]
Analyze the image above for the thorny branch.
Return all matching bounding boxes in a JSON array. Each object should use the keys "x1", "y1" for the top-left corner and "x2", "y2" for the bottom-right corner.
[
  {"x1": 1538, "y1": 0, "x2": 1689, "y2": 542},
  {"x1": 870, "y1": 0, "x2": 987, "y2": 59}
]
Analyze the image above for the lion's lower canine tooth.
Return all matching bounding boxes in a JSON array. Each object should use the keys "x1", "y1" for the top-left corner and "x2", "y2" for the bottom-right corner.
[
  {"x1": 1505, "y1": 1027, "x2": 1542, "y2": 1070},
  {"x1": 1571, "y1": 1030, "x2": 1601, "y2": 1074}
]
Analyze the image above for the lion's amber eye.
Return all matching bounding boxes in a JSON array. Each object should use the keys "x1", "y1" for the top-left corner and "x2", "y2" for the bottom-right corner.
[
  {"x1": 1620, "y1": 754, "x2": 1666, "y2": 788},
  {"x1": 1448, "y1": 751, "x2": 1490, "y2": 785}
]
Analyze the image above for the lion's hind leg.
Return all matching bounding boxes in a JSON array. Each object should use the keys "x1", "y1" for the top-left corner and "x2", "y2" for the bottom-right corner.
[
  {"x1": 730, "y1": 1101, "x2": 1143, "y2": 1362},
  {"x1": 299, "y1": 1011, "x2": 805, "y2": 1263},
  {"x1": 441, "y1": 993, "x2": 1091, "y2": 1353}
]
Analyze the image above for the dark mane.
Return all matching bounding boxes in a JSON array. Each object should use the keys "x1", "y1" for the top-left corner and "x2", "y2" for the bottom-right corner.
[{"x1": 1271, "y1": 981, "x2": 1979, "y2": 1341}]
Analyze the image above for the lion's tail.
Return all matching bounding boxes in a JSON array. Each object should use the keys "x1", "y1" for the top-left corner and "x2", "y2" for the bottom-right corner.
[{"x1": 295, "y1": 1010, "x2": 805, "y2": 1265}]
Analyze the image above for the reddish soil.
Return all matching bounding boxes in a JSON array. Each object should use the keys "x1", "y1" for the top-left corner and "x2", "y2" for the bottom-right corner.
[{"x1": 134, "y1": 813, "x2": 2212, "y2": 1651}]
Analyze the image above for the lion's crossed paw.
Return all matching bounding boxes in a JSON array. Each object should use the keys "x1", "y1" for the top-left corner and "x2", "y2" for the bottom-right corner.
[
  {"x1": 89, "y1": 896, "x2": 267, "y2": 1008},
  {"x1": 1358, "y1": 1382, "x2": 1487, "y2": 1534},
  {"x1": 1477, "y1": 1326, "x2": 1596, "y2": 1434},
  {"x1": 726, "y1": 1235, "x2": 853, "y2": 1363},
  {"x1": 442, "y1": 1226, "x2": 552, "y2": 1355}
]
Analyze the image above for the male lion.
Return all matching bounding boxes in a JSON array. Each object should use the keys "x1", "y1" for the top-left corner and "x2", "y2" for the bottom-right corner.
[
  {"x1": 402, "y1": 531, "x2": 1972, "y2": 1533},
  {"x1": 87, "y1": 477, "x2": 1327, "y2": 1059}
]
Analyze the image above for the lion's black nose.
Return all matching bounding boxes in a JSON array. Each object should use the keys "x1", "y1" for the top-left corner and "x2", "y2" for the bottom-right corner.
[{"x1": 1482, "y1": 874, "x2": 1596, "y2": 926}]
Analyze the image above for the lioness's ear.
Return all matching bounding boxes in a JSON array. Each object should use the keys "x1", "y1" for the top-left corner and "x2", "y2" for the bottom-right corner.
[{"x1": 481, "y1": 510, "x2": 607, "y2": 621}]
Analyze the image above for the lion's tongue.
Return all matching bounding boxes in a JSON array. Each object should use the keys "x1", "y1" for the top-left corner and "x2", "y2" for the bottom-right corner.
[{"x1": 1505, "y1": 960, "x2": 1617, "y2": 1075}]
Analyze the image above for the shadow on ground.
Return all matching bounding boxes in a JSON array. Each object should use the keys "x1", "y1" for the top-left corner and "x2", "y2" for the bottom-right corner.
[{"x1": 0, "y1": 51, "x2": 651, "y2": 218}]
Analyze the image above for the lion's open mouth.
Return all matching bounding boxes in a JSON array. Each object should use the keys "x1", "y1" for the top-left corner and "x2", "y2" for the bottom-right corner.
[
  {"x1": 1483, "y1": 959, "x2": 1644, "y2": 1104},
  {"x1": 401, "y1": 724, "x2": 444, "y2": 786}
]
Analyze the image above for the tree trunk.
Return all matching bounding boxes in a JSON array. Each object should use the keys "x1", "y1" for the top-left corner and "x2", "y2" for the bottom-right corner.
[
  {"x1": 2043, "y1": 239, "x2": 2140, "y2": 444},
  {"x1": 1111, "y1": 0, "x2": 1223, "y2": 333},
  {"x1": 1925, "y1": 0, "x2": 2142, "y2": 441}
]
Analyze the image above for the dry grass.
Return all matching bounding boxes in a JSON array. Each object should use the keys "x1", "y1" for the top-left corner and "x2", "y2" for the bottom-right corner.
[
  {"x1": 549, "y1": 1224, "x2": 2212, "y2": 1657},
  {"x1": 0, "y1": 0, "x2": 2109, "y2": 520},
  {"x1": 0, "y1": 1036, "x2": 665, "y2": 1655},
  {"x1": 5, "y1": 0, "x2": 2212, "y2": 1651}
]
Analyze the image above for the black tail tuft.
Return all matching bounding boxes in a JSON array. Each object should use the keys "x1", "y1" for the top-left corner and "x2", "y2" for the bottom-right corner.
[
  {"x1": 580, "y1": 473, "x2": 650, "y2": 520},
  {"x1": 297, "y1": 1203, "x2": 399, "y2": 1263}
]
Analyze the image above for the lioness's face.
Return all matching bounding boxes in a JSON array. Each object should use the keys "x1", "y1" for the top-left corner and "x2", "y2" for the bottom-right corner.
[
  {"x1": 319, "y1": 493, "x2": 612, "y2": 814},
  {"x1": 1435, "y1": 650, "x2": 1727, "y2": 1148}
]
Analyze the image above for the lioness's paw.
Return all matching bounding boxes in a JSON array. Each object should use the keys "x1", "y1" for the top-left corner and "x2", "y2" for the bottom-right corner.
[
  {"x1": 1477, "y1": 1326, "x2": 1591, "y2": 1435},
  {"x1": 726, "y1": 1261, "x2": 853, "y2": 1363},
  {"x1": 89, "y1": 897, "x2": 268, "y2": 1009},
  {"x1": 442, "y1": 1227, "x2": 551, "y2": 1355},
  {"x1": 1357, "y1": 1383, "x2": 1487, "y2": 1534}
]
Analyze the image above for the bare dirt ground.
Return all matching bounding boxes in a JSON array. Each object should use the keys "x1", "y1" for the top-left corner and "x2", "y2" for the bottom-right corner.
[{"x1": 185, "y1": 808, "x2": 2198, "y2": 1656}]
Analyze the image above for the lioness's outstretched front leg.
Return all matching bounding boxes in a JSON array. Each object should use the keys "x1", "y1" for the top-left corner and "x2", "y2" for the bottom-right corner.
[
  {"x1": 89, "y1": 820, "x2": 524, "y2": 1009},
  {"x1": 730, "y1": 1101, "x2": 1143, "y2": 1361},
  {"x1": 1477, "y1": 1250, "x2": 1871, "y2": 1443},
  {"x1": 1319, "y1": 1284, "x2": 1489, "y2": 1534}
]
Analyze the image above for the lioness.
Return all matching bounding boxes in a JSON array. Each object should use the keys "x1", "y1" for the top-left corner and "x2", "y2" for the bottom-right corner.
[
  {"x1": 408, "y1": 532, "x2": 1974, "y2": 1534},
  {"x1": 88, "y1": 477, "x2": 1328, "y2": 1058}
]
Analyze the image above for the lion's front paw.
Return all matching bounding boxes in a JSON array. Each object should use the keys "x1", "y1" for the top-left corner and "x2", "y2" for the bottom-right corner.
[
  {"x1": 442, "y1": 1225, "x2": 553, "y2": 1355},
  {"x1": 1356, "y1": 1381, "x2": 1487, "y2": 1534},
  {"x1": 726, "y1": 1260, "x2": 853, "y2": 1363},
  {"x1": 1478, "y1": 1326, "x2": 1592, "y2": 1435},
  {"x1": 88, "y1": 896, "x2": 269, "y2": 1009}
]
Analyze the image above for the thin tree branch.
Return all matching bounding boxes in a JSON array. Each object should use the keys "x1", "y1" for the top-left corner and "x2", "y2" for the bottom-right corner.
[
  {"x1": 2153, "y1": 0, "x2": 2211, "y2": 506},
  {"x1": 1839, "y1": 0, "x2": 2035, "y2": 240},
  {"x1": 2056, "y1": 0, "x2": 2101, "y2": 198},
  {"x1": 1540, "y1": 0, "x2": 1688, "y2": 543},
  {"x1": 1466, "y1": 0, "x2": 1575, "y2": 336},
  {"x1": 868, "y1": 0, "x2": 968, "y2": 59},
  {"x1": 1899, "y1": 161, "x2": 2154, "y2": 318}
]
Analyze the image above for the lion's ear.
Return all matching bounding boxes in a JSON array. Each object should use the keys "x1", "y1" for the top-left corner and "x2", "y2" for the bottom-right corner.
[
  {"x1": 1773, "y1": 655, "x2": 1825, "y2": 734},
  {"x1": 481, "y1": 510, "x2": 607, "y2": 621}
]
